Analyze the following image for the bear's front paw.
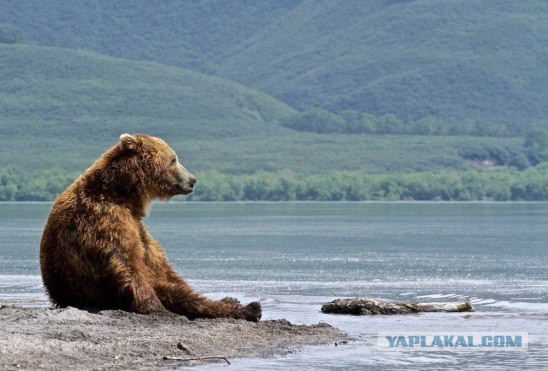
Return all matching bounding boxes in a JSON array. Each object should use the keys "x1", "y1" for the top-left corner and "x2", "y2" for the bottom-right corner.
[{"x1": 241, "y1": 301, "x2": 262, "y2": 322}]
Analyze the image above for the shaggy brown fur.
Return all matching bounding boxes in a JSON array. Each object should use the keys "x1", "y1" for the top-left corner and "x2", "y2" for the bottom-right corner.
[{"x1": 40, "y1": 134, "x2": 261, "y2": 321}]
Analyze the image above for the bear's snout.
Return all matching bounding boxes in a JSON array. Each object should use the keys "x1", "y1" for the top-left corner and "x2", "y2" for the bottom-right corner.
[
  {"x1": 173, "y1": 168, "x2": 196, "y2": 195},
  {"x1": 182, "y1": 173, "x2": 196, "y2": 190}
]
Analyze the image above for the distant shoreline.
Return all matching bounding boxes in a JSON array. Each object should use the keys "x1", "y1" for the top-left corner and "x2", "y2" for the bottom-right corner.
[{"x1": 1, "y1": 200, "x2": 548, "y2": 204}]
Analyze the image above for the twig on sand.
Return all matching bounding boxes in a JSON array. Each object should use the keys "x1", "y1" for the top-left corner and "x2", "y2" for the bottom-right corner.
[{"x1": 163, "y1": 355, "x2": 231, "y2": 365}]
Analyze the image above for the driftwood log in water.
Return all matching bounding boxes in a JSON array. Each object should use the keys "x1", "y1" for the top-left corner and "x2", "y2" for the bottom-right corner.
[{"x1": 321, "y1": 298, "x2": 474, "y2": 315}]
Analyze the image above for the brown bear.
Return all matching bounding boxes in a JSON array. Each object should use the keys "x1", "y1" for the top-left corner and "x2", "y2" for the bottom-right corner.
[{"x1": 40, "y1": 133, "x2": 261, "y2": 321}]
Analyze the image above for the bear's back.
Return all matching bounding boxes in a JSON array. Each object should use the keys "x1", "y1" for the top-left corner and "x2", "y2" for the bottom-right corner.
[{"x1": 40, "y1": 181, "x2": 137, "y2": 309}]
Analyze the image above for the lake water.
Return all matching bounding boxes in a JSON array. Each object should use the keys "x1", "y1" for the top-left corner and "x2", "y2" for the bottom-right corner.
[{"x1": 0, "y1": 202, "x2": 546, "y2": 369}]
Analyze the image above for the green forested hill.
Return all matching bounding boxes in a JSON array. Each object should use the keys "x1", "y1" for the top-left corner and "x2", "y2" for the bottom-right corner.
[
  {"x1": 1, "y1": 43, "x2": 537, "y2": 201},
  {"x1": 2, "y1": 0, "x2": 548, "y2": 127},
  {"x1": 1, "y1": 2, "x2": 547, "y2": 201},
  {"x1": 217, "y1": 0, "x2": 548, "y2": 125},
  {"x1": 0, "y1": 43, "x2": 294, "y2": 172},
  {"x1": 0, "y1": 0, "x2": 299, "y2": 73},
  {"x1": 1, "y1": 44, "x2": 523, "y2": 177}
]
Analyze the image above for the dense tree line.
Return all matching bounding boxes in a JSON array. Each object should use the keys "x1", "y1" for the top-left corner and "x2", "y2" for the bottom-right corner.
[
  {"x1": 187, "y1": 167, "x2": 548, "y2": 201},
  {"x1": 458, "y1": 143, "x2": 533, "y2": 169},
  {"x1": 282, "y1": 108, "x2": 548, "y2": 139},
  {"x1": 5, "y1": 166, "x2": 547, "y2": 202},
  {"x1": 0, "y1": 168, "x2": 75, "y2": 201}
]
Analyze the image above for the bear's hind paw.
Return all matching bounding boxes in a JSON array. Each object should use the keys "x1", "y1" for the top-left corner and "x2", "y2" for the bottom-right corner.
[{"x1": 241, "y1": 301, "x2": 262, "y2": 322}]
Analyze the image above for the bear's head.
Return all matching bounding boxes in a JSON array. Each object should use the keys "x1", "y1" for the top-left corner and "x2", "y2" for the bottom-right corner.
[{"x1": 116, "y1": 133, "x2": 197, "y2": 199}]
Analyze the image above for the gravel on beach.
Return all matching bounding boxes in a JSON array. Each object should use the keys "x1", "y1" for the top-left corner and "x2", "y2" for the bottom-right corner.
[{"x1": 0, "y1": 303, "x2": 348, "y2": 370}]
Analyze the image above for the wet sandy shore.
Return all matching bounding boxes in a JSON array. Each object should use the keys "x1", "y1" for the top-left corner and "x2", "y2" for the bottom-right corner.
[{"x1": 0, "y1": 302, "x2": 348, "y2": 370}]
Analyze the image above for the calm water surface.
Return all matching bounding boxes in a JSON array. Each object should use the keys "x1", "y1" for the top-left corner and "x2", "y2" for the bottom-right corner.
[{"x1": 0, "y1": 202, "x2": 546, "y2": 369}]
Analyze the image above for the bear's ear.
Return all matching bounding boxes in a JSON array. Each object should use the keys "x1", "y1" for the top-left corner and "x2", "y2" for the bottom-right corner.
[{"x1": 119, "y1": 133, "x2": 138, "y2": 151}]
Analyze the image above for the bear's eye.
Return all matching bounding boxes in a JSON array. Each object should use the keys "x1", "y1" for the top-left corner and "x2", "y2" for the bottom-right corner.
[{"x1": 171, "y1": 157, "x2": 177, "y2": 165}]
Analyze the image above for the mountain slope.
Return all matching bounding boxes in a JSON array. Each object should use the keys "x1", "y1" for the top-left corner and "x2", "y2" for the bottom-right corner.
[
  {"x1": 218, "y1": 0, "x2": 548, "y2": 125},
  {"x1": 0, "y1": 43, "x2": 294, "y2": 172},
  {"x1": 0, "y1": 0, "x2": 300, "y2": 73},
  {"x1": 0, "y1": 44, "x2": 525, "y2": 180},
  {"x1": 2, "y1": 0, "x2": 547, "y2": 128}
]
